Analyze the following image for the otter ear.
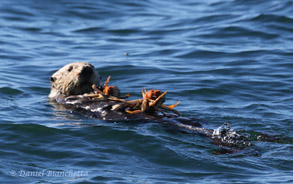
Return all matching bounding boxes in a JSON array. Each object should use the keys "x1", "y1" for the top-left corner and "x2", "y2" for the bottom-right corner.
[{"x1": 50, "y1": 77, "x2": 56, "y2": 83}]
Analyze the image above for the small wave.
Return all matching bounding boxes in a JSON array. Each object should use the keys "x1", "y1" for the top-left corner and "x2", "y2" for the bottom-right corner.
[
  {"x1": 175, "y1": 49, "x2": 229, "y2": 59},
  {"x1": 251, "y1": 13, "x2": 293, "y2": 24},
  {"x1": 107, "y1": 29, "x2": 141, "y2": 35},
  {"x1": 0, "y1": 87, "x2": 23, "y2": 95},
  {"x1": 73, "y1": 27, "x2": 103, "y2": 33},
  {"x1": 212, "y1": 26, "x2": 279, "y2": 39},
  {"x1": 182, "y1": 88, "x2": 231, "y2": 97},
  {"x1": 1, "y1": 6, "x2": 35, "y2": 17}
]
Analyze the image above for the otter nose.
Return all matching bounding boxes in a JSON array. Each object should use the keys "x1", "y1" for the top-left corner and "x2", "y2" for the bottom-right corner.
[{"x1": 80, "y1": 66, "x2": 94, "y2": 78}]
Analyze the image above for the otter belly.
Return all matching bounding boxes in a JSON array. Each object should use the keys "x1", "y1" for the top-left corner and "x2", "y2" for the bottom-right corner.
[
  {"x1": 55, "y1": 95, "x2": 148, "y2": 121},
  {"x1": 53, "y1": 95, "x2": 204, "y2": 128}
]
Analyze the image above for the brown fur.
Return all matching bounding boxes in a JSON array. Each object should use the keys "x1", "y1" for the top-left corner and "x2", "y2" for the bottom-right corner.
[{"x1": 49, "y1": 62, "x2": 100, "y2": 99}]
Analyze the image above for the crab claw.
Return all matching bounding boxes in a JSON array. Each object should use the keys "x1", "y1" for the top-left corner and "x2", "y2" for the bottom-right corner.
[
  {"x1": 103, "y1": 75, "x2": 111, "y2": 94},
  {"x1": 150, "y1": 91, "x2": 167, "y2": 107},
  {"x1": 142, "y1": 88, "x2": 148, "y2": 97},
  {"x1": 160, "y1": 104, "x2": 181, "y2": 116},
  {"x1": 168, "y1": 100, "x2": 181, "y2": 109},
  {"x1": 104, "y1": 76, "x2": 111, "y2": 88},
  {"x1": 141, "y1": 89, "x2": 145, "y2": 97}
]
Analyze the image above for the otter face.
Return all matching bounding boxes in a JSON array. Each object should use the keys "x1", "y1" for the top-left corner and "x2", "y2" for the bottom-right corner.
[{"x1": 49, "y1": 62, "x2": 100, "y2": 99}]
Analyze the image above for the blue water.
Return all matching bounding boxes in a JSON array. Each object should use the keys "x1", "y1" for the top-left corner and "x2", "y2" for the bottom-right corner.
[{"x1": 0, "y1": 0, "x2": 293, "y2": 183}]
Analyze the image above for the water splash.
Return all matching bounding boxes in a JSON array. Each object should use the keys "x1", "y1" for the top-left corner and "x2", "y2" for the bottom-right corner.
[{"x1": 212, "y1": 122, "x2": 251, "y2": 148}]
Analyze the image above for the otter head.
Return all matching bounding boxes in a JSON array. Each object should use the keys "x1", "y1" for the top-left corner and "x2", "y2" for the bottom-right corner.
[{"x1": 49, "y1": 62, "x2": 100, "y2": 99}]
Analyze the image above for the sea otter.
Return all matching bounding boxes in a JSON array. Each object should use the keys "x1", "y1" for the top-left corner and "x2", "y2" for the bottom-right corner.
[
  {"x1": 49, "y1": 62, "x2": 183, "y2": 121},
  {"x1": 49, "y1": 62, "x2": 286, "y2": 153}
]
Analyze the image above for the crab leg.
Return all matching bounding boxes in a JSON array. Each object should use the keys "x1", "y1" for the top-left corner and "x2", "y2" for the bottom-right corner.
[
  {"x1": 84, "y1": 93, "x2": 103, "y2": 98},
  {"x1": 157, "y1": 109, "x2": 167, "y2": 116},
  {"x1": 150, "y1": 91, "x2": 167, "y2": 107},
  {"x1": 141, "y1": 89, "x2": 145, "y2": 97},
  {"x1": 125, "y1": 99, "x2": 143, "y2": 105},
  {"x1": 126, "y1": 110, "x2": 143, "y2": 114},
  {"x1": 83, "y1": 85, "x2": 104, "y2": 98},
  {"x1": 104, "y1": 76, "x2": 111, "y2": 88},
  {"x1": 85, "y1": 84, "x2": 108, "y2": 98},
  {"x1": 160, "y1": 104, "x2": 181, "y2": 116},
  {"x1": 168, "y1": 100, "x2": 181, "y2": 109},
  {"x1": 107, "y1": 97, "x2": 126, "y2": 102},
  {"x1": 103, "y1": 76, "x2": 111, "y2": 95},
  {"x1": 142, "y1": 88, "x2": 148, "y2": 98}
]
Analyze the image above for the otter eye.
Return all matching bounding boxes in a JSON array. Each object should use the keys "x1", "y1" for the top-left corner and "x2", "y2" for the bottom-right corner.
[
  {"x1": 68, "y1": 66, "x2": 73, "y2": 72},
  {"x1": 50, "y1": 77, "x2": 56, "y2": 82}
]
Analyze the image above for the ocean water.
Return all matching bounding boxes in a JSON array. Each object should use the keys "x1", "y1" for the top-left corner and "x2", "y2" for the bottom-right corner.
[{"x1": 0, "y1": 0, "x2": 292, "y2": 183}]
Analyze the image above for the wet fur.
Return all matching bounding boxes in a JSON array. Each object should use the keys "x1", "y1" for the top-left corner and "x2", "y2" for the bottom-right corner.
[{"x1": 49, "y1": 62, "x2": 100, "y2": 99}]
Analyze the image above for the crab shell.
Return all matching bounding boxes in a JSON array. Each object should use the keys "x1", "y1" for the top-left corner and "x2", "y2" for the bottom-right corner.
[
  {"x1": 104, "y1": 85, "x2": 121, "y2": 97},
  {"x1": 143, "y1": 89, "x2": 165, "y2": 107}
]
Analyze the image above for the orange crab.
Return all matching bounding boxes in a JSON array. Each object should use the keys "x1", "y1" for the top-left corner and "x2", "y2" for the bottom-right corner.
[
  {"x1": 84, "y1": 77, "x2": 181, "y2": 116},
  {"x1": 84, "y1": 76, "x2": 129, "y2": 101},
  {"x1": 102, "y1": 76, "x2": 121, "y2": 97},
  {"x1": 125, "y1": 88, "x2": 181, "y2": 116}
]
